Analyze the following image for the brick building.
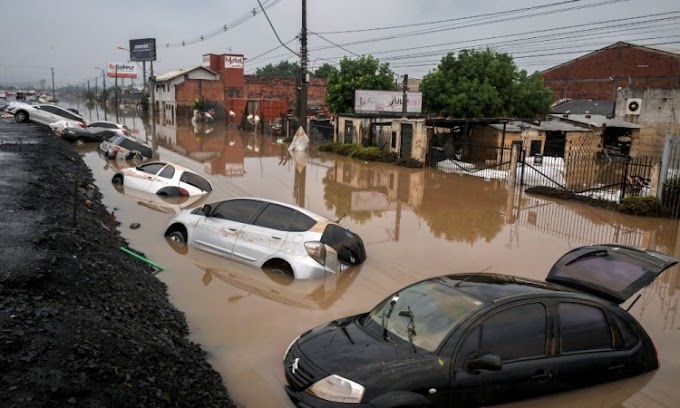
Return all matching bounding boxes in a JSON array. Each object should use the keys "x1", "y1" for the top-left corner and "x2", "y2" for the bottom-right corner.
[
  {"x1": 542, "y1": 42, "x2": 680, "y2": 101},
  {"x1": 153, "y1": 66, "x2": 224, "y2": 122}
]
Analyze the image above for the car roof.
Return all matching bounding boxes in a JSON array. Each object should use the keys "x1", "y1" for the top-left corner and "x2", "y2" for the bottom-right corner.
[
  {"x1": 138, "y1": 161, "x2": 198, "y2": 175},
  {"x1": 433, "y1": 273, "x2": 584, "y2": 304},
  {"x1": 225, "y1": 196, "x2": 330, "y2": 223}
]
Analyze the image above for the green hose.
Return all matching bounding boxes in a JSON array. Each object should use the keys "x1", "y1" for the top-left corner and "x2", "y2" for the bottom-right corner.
[{"x1": 120, "y1": 247, "x2": 166, "y2": 271}]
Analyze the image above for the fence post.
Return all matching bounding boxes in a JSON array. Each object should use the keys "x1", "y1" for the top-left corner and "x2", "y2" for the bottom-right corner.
[
  {"x1": 508, "y1": 143, "x2": 520, "y2": 186},
  {"x1": 620, "y1": 159, "x2": 629, "y2": 202},
  {"x1": 658, "y1": 135, "x2": 673, "y2": 197},
  {"x1": 649, "y1": 162, "x2": 661, "y2": 198}
]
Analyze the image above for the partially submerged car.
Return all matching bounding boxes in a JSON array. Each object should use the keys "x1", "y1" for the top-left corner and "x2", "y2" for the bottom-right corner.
[
  {"x1": 112, "y1": 184, "x2": 209, "y2": 215},
  {"x1": 62, "y1": 127, "x2": 119, "y2": 143},
  {"x1": 283, "y1": 245, "x2": 677, "y2": 407},
  {"x1": 112, "y1": 161, "x2": 213, "y2": 197},
  {"x1": 98, "y1": 134, "x2": 152, "y2": 160},
  {"x1": 13, "y1": 103, "x2": 86, "y2": 127},
  {"x1": 164, "y1": 197, "x2": 366, "y2": 279}
]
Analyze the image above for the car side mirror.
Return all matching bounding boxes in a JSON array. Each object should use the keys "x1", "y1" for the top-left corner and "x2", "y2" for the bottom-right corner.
[
  {"x1": 202, "y1": 204, "x2": 212, "y2": 216},
  {"x1": 467, "y1": 353, "x2": 502, "y2": 372}
]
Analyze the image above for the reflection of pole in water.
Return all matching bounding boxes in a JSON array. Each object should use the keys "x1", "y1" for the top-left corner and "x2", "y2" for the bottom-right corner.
[
  {"x1": 394, "y1": 202, "x2": 401, "y2": 241},
  {"x1": 294, "y1": 165, "x2": 307, "y2": 208}
]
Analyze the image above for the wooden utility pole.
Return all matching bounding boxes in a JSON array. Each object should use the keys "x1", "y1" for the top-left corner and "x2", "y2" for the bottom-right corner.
[
  {"x1": 299, "y1": 0, "x2": 308, "y2": 133},
  {"x1": 402, "y1": 74, "x2": 408, "y2": 118},
  {"x1": 51, "y1": 67, "x2": 56, "y2": 101}
]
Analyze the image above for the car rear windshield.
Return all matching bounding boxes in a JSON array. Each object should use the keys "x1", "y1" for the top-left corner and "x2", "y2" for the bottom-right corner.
[
  {"x1": 366, "y1": 279, "x2": 485, "y2": 352},
  {"x1": 180, "y1": 172, "x2": 212, "y2": 192},
  {"x1": 321, "y1": 224, "x2": 366, "y2": 264}
]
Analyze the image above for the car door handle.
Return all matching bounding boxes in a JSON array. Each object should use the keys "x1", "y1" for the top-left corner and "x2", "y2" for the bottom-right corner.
[
  {"x1": 608, "y1": 365, "x2": 625, "y2": 373},
  {"x1": 227, "y1": 227, "x2": 238, "y2": 232},
  {"x1": 271, "y1": 235, "x2": 282, "y2": 240},
  {"x1": 531, "y1": 371, "x2": 552, "y2": 382}
]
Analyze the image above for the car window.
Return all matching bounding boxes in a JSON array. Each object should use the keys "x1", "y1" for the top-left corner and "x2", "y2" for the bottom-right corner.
[
  {"x1": 54, "y1": 107, "x2": 78, "y2": 120},
  {"x1": 252, "y1": 204, "x2": 294, "y2": 231},
  {"x1": 455, "y1": 326, "x2": 481, "y2": 369},
  {"x1": 158, "y1": 165, "x2": 175, "y2": 179},
  {"x1": 559, "y1": 303, "x2": 612, "y2": 353},
  {"x1": 137, "y1": 163, "x2": 165, "y2": 175},
  {"x1": 180, "y1": 172, "x2": 212, "y2": 192},
  {"x1": 289, "y1": 211, "x2": 316, "y2": 232},
  {"x1": 477, "y1": 303, "x2": 547, "y2": 361},
  {"x1": 91, "y1": 122, "x2": 114, "y2": 128},
  {"x1": 212, "y1": 199, "x2": 264, "y2": 223}
]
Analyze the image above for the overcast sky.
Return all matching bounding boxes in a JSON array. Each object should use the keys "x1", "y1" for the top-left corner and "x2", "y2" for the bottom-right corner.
[{"x1": 1, "y1": 0, "x2": 679, "y2": 87}]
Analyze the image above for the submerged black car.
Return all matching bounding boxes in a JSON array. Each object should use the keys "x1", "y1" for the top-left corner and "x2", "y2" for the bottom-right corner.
[{"x1": 284, "y1": 245, "x2": 677, "y2": 407}]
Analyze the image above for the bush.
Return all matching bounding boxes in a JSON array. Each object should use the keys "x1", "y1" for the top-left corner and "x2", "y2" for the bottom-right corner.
[
  {"x1": 318, "y1": 142, "x2": 396, "y2": 163},
  {"x1": 620, "y1": 196, "x2": 670, "y2": 217}
]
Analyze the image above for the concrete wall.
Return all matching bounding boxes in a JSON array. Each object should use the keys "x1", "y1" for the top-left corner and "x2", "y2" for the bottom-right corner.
[
  {"x1": 543, "y1": 43, "x2": 680, "y2": 100},
  {"x1": 615, "y1": 88, "x2": 680, "y2": 158},
  {"x1": 392, "y1": 119, "x2": 427, "y2": 162}
]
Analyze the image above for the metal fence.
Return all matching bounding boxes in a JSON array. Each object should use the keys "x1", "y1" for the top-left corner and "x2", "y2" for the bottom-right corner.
[
  {"x1": 519, "y1": 152, "x2": 658, "y2": 203},
  {"x1": 430, "y1": 142, "x2": 514, "y2": 176},
  {"x1": 659, "y1": 135, "x2": 680, "y2": 217}
]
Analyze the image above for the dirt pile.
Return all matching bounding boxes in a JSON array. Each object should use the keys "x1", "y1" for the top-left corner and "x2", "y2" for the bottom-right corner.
[{"x1": 0, "y1": 119, "x2": 235, "y2": 408}]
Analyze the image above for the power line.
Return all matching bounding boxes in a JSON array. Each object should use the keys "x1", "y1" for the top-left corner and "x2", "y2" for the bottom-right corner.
[
  {"x1": 309, "y1": 0, "x2": 629, "y2": 52},
  {"x1": 161, "y1": 0, "x2": 285, "y2": 49},
  {"x1": 257, "y1": 0, "x2": 299, "y2": 57},
  {"x1": 314, "y1": 0, "x2": 586, "y2": 34},
  {"x1": 310, "y1": 32, "x2": 361, "y2": 57}
]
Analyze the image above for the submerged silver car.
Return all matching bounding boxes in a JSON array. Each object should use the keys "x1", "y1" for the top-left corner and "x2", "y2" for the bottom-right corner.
[{"x1": 164, "y1": 197, "x2": 366, "y2": 279}]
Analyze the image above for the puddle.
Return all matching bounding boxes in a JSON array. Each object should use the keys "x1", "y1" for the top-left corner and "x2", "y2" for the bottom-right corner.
[{"x1": 72, "y1": 111, "x2": 680, "y2": 408}]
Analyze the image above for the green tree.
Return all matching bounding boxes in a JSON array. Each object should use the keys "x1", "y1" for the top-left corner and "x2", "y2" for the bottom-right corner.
[
  {"x1": 313, "y1": 63, "x2": 337, "y2": 80},
  {"x1": 326, "y1": 56, "x2": 396, "y2": 114},
  {"x1": 254, "y1": 60, "x2": 300, "y2": 77},
  {"x1": 420, "y1": 48, "x2": 553, "y2": 118}
]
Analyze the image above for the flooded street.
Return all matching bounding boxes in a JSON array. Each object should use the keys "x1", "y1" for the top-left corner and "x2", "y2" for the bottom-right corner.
[{"x1": 74, "y1": 109, "x2": 680, "y2": 407}]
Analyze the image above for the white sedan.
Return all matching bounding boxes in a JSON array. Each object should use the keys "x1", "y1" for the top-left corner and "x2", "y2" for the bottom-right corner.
[
  {"x1": 164, "y1": 197, "x2": 367, "y2": 279},
  {"x1": 111, "y1": 161, "x2": 213, "y2": 197},
  {"x1": 13, "y1": 103, "x2": 86, "y2": 126}
]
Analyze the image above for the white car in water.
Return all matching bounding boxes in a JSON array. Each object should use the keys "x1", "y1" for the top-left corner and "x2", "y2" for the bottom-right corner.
[
  {"x1": 164, "y1": 197, "x2": 367, "y2": 280},
  {"x1": 112, "y1": 161, "x2": 213, "y2": 197},
  {"x1": 13, "y1": 103, "x2": 86, "y2": 127}
]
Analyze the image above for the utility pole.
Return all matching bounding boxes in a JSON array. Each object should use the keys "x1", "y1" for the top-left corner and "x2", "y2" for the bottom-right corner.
[
  {"x1": 102, "y1": 69, "x2": 107, "y2": 121},
  {"x1": 51, "y1": 67, "x2": 56, "y2": 101},
  {"x1": 87, "y1": 80, "x2": 90, "y2": 96},
  {"x1": 114, "y1": 65, "x2": 119, "y2": 123},
  {"x1": 299, "y1": 0, "x2": 308, "y2": 133},
  {"x1": 142, "y1": 61, "x2": 147, "y2": 90},
  {"x1": 402, "y1": 74, "x2": 408, "y2": 118}
]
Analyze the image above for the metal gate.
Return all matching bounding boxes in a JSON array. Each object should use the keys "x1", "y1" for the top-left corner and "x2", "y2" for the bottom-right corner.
[
  {"x1": 430, "y1": 141, "x2": 513, "y2": 175},
  {"x1": 659, "y1": 135, "x2": 680, "y2": 216},
  {"x1": 400, "y1": 124, "x2": 413, "y2": 158}
]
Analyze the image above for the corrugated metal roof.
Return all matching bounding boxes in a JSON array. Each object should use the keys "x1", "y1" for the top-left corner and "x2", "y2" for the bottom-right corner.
[
  {"x1": 155, "y1": 66, "x2": 219, "y2": 82},
  {"x1": 488, "y1": 120, "x2": 587, "y2": 132},
  {"x1": 551, "y1": 100, "x2": 613, "y2": 116},
  {"x1": 549, "y1": 114, "x2": 642, "y2": 129}
]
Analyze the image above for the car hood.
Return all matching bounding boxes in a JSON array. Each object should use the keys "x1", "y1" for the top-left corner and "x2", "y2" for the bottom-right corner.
[
  {"x1": 296, "y1": 315, "x2": 446, "y2": 386},
  {"x1": 547, "y1": 244, "x2": 678, "y2": 304}
]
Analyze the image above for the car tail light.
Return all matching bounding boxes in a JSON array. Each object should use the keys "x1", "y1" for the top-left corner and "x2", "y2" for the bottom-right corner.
[
  {"x1": 79, "y1": 123, "x2": 86, "y2": 128},
  {"x1": 305, "y1": 241, "x2": 326, "y2": 266},
  {"x1": 112, "y1": 146, "x2": 121, "y2": 155},
  {"x1": 179, "y1": 188, "x2": 189, "y2": 197},
  {"x1": 123, "y1": 129, "x2": 130, "y2": 135}
]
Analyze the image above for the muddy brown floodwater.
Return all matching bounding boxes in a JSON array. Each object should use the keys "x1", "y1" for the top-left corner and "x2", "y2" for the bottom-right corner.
[{"x1": 73, "y1": 115, "x2": 680, "y2": 408}]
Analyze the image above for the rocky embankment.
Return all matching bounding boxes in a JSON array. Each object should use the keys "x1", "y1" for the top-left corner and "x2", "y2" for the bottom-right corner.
[{"x1": 0, "y1": 118, "x2": 235, "y2": 408}]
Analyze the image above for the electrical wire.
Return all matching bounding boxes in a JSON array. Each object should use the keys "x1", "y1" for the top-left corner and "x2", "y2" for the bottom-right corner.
[
  {"x1": 256, "y1": 0, "x2": 300, "y2": 57},
  {"x1": 310, "y1": 32, "x2": 361, "y2": 57}
]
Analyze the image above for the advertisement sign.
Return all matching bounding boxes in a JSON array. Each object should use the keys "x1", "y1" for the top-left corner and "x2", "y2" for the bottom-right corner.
[
  {"x1": 202, "y1": 55, "x2": 211, "y2": 67},
  {"x1": 224, "y1": 55, "x2": 244, "y2": 69},
  {"x1": 107, "y1": 62, "x2": 137, "y2": 79},
  {"x1": 129, "y1": 38, "x2": 156, "y2": 62},
  {"x1": 354, "y1": 90, "x2": 422, "y2": 113}
]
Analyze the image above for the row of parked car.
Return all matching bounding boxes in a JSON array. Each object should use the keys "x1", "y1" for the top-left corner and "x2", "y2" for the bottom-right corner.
[{"x1": 6, "y1": 99, "x2": 675, "y2": 407}]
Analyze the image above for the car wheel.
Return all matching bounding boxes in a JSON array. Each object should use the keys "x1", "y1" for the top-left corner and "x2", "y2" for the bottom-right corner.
[
  {"x1": 263, "y1": 260, "x2": 294, "y2": 285},
  {"x1": 111, "y1": 174, "x2": 124, "y2": 185},
  {"x1": 168, "y1": 230, "x2": 187, "y2": 244},
  {"x1": 15, "y1": 110, "x2": 28, "y2": 123}
]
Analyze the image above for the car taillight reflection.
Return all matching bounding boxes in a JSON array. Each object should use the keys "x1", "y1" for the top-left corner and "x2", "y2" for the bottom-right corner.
[
  {"x1": 179, "y1": 188, "x2": 189, "y2": 197},
  {"x1": 112, "y1": 146, "x2": 121, "y2": 155}
]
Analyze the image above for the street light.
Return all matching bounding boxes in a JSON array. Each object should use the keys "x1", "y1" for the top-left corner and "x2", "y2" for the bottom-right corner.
[{"x1": 94, "y1": 66, "x2": 107, "y2": 121}]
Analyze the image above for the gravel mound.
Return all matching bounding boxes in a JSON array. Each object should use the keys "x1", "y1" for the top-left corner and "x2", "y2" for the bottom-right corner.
[{"x1": 0, "y1": 118, "x2": 235, "y2": 408}]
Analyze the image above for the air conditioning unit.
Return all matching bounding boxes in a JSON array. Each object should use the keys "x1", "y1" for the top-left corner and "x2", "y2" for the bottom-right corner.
[{"x1": 626, "y1": 98, "x2": 642, "y2": 115}]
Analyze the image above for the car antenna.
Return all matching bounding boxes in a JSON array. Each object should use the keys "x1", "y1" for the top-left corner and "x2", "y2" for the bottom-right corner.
[
  {"x1": 455, "y1": 276, "x2": 472, "y2": 288},
  {"x1": 335, "y1": 214, "x2": 347, "y2": 223},
  {"x1": 626, "y1": 293, "x2": 642, "y2": 312}
]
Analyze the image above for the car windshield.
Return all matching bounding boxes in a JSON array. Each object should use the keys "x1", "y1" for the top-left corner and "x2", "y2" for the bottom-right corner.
[{"x1": 366, "y1": 279, "x2": 486, "y2": 352}]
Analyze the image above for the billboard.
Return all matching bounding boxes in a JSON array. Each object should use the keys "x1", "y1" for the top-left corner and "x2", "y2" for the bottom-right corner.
[
  {"x1": 129, "y1": 38, "x2": 156, "y2": 62},
  {"x1": 354, "y1": 90, "x2": 422, "y2": 113},
  {"x1": 107, "y1": 62, "x2": 137, "y2": 79},
  {"x1": 224, "y1": 55, "x2": 244, "y2": 69}
]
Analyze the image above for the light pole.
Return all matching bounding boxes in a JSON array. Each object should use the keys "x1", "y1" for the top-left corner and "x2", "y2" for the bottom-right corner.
[
  {"x1": 114, "y1": 64, "x2": 119, "y2": 123},
  {"x1": 94, "y1": 67, "x2": 107, "y2": 121}
]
